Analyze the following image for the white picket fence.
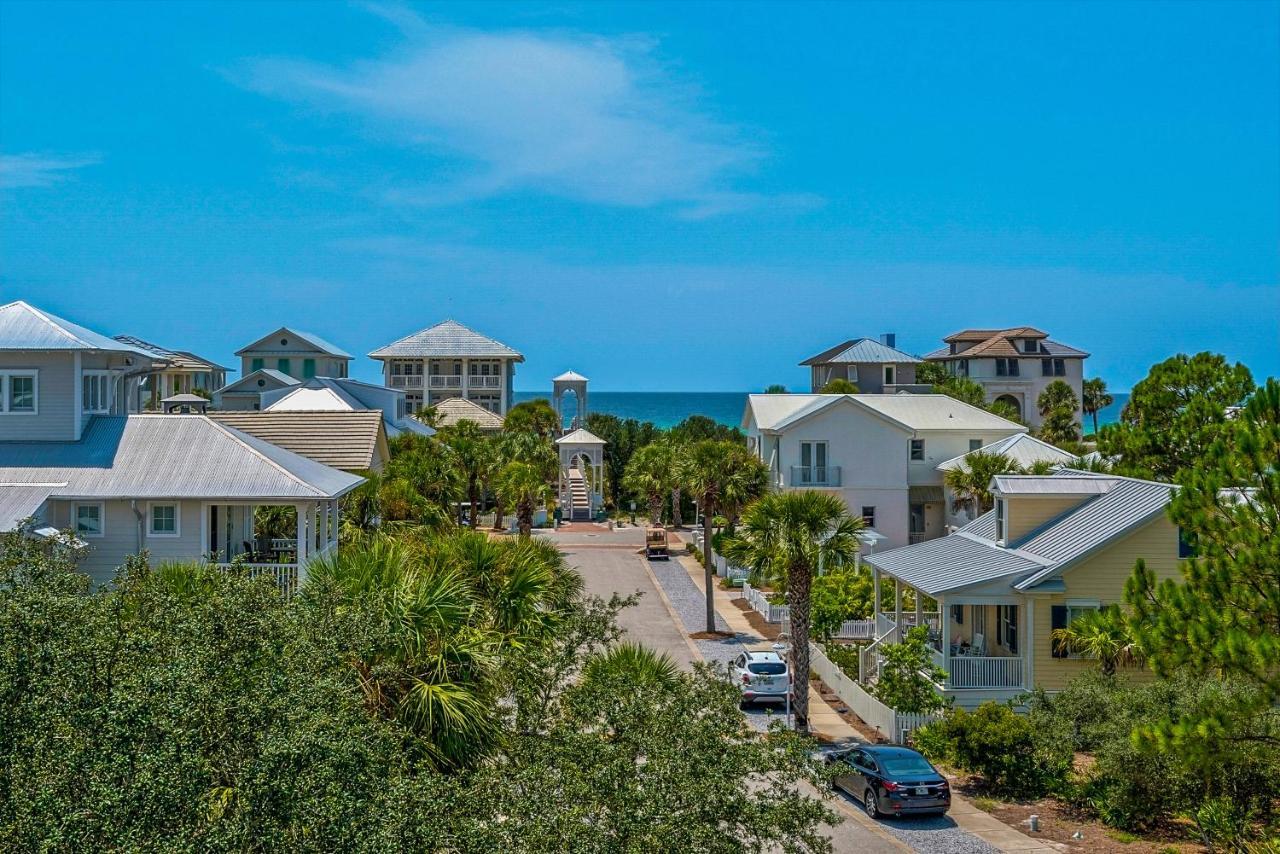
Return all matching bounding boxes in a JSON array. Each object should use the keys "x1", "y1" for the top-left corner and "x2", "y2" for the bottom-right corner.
[
  {"x1": 742, "y1": 581, "x2": 789, "y2": 624},
  {"x1": 809, "y1": 642, "x2": 938, "y2": 743}
]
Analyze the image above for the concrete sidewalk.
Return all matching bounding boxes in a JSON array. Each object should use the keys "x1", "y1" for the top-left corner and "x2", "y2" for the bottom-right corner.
[{"x1": 671, "y1": 551, "x2": 1062, "y2": 854}]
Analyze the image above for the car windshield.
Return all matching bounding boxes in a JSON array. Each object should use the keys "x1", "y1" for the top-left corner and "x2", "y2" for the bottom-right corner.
[
  {"x1": 748, "y1": 662, "x2": 786, "y2": 675},
  {"x1": 882, "y1": 756, "x2": 934, "y2": 777}
]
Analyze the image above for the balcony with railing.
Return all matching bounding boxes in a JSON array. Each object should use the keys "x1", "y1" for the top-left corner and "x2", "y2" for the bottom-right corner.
[
  {"x1": 789, "y1": 465, "x2": 841, "y2": 487},
  {"x1": 468, "y1": 374, "x2": 501, "y2": 388},
  {"x1": 428, "y1": 375, "x2": 463, "y2": 389},
  {"x1": 390, "y1": 374, "x2": 423, "y2": 389}
]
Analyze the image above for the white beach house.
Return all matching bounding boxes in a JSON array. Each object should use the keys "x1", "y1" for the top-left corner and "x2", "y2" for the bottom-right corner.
[
  {"x1": 369, "y1": 320, "x2": 523, "y2": 415},
  {"x1": 742, "y1": 393, "x2": 1025, "y2": 549}
]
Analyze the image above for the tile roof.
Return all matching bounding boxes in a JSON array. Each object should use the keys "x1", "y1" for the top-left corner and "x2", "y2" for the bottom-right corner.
[
  {"x1": 936, "y1": 433, "x2": 1079, "y2": 472},
  {"x1": 0, "y1": 415, "x2": 362, "y2": 500},
  {"x1": 209, "y1": 411, "x2": 385, "y2": 472},
  {"x1": 431, "y1": 397, "x2": 505, "y2": 430},
  {"x1": 0, "y1": 301, "x2": 152, "y2": 355},
  {"x1": 112, "y1": 335, "x2": 229, "y2": 371},
  {"x1": 369, "y1": 320, "x2": 524, "y2": 360},
  {"x1": 800, "y1": 338, "x2": 922, "y2": 366},
  {"x1": 744, "y1": 393, "x2": 1026, "y2": 434},
  {"x1": 944, "y1": 326, "x2": 1047, "y2": 343},
  {"x1": 925, "y1": 328, "x2": 1089, "y2": 360},
  {"x1": 234, "y1": 327, "x2": 352, "y2": 359}
]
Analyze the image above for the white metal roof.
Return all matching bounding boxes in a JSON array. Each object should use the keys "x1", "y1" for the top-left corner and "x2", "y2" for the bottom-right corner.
[
  {"x1": 369, "y1": 320, "x2": 524, "y2": 361},
  {"x1": 0, "y1": 484, "x2": 62, "y2": 531},
  {"x1": 264, "y1": 384, "x2": 364, "y2": 412},
  {"x1": 0, "y1": 415, "x2": 362, "y2": 500},
  {"x1": 936, "y1": 433, "x2": 1078, "y2": 472},
  {"x1": 234, "y1": 327, "x2": 352, "y2": 359},
  {"x1": 216, "y1": 368, "x2": 300, "y2": 396},
  {"x1": 0, "y1": 301, "x2": 151, "y2": 355},
  {"x1": 991, "y1": 475, "x2": 1117, "y2": 496},
  {"x1": 744, "y1": 393, "x2": 1025, "y2": 434},
  {"x1": 553, "y1": 370, "x2": 589, "y2": 382},
  {"x1": 556, "y1": 428, "x2": 607, "y2": 445}
]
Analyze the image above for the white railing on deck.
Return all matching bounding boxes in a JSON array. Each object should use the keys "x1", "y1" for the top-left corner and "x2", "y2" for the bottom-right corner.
[
  {"x1": 810, "y1": 642, "x2": 938, "y2": 743},
  {"x1": 215, "y1": 562, "x2": 298, "y2": 597},
  {"x1": 947, "y1": 656, "x2": 1024, "y2": 689}
]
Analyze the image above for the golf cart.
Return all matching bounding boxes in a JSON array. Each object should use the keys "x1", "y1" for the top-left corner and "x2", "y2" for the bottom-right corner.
[{"x1": 645, "y1": 526, "x2": 670, "y2": 560}]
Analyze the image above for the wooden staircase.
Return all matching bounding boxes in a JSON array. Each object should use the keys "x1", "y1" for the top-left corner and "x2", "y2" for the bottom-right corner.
[{"x1": 567, "y1": 468, "x2": 592, "y2": 521}]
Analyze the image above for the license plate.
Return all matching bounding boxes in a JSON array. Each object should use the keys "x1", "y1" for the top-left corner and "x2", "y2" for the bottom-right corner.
[{"x1": 915, "y1": 787, "x2": 929, "y2": 795}]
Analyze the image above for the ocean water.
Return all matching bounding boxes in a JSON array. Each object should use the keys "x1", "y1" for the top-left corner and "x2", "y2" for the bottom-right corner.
[{"x1": 513, "y1": 391, "x2": 1130, "y2": 430}]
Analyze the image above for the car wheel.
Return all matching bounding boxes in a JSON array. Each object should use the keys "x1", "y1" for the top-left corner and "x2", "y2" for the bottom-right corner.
[{"x1": 864, "y1": 789, "x2": 881, "y2": 819}]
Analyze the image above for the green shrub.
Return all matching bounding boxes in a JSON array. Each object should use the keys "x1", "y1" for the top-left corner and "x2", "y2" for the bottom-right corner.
[
  {"x1": 868, "y1": 626, "x2": 949, "y2": 716},
  {"x1": 811, "y1": 567, "x2": 874, "y2": 640},
  {"x1": 915, "y1": 702, "x2": 1069, "y2": 798},
  {"x1": 822, "y1": 642, "x2": 862, "y2": 679}
]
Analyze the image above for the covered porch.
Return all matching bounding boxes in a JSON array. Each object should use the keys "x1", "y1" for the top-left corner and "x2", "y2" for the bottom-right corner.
[{"x1": 204, "y1": 499, "x2": 340, "y2": 595}]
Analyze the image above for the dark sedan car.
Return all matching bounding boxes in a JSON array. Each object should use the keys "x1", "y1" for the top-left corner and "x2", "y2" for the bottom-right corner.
[{"x1": 827, "y1": 744, "x2": 950, "y2": 818}]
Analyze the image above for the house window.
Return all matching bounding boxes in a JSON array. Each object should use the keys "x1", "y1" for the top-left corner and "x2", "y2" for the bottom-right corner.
[
  {"x1": 996, "y1": 358, "x2": 1020, "y2": 377},
  {"x1": 82, "y1": 371, "x2": 112, "y2": 414},
  {"x1": 998, "y1": 604, "x2": 1019, "y2": 654},
  {"x1": 250, "y1": 358, "x2": 264, "y2": 372},
  {"x1": 861, "y1": 506, "x2": 876, "y2": 528},
  {"x1": 277, "y1": 358, "x2": 291, "y2": 376},
  {"x1": 74, "y1": 503, "x2": 104, "y2": 537},
  {"x1": 148, "y1": 503, "x2": 179, "y2": 537},
  {"x1": 949, "y1": 359, "x2": 970, "y2": 378},
  {"x1": 1023, "y1": 339, "x2": 1039, "y2": 354},
  {"x1": 909, "y1": 439, "x2": 925, "y2": 461},
  {"x1": 0, "y1": 372, "x2": 39, "y2": 414},
  {"x1": 883, "y1": 365, "x2": 895, "y2": 385},
  {"x1": 1052, "y1": 601, "x2": 1100, "y2": 658},
  {"x1": 1041, "y1": 358, "x2": 1065, "y2": 377},
  {"x1": 799, "y1": 441, "x2": 828, "y2": 484},
  {"x1": 969, "y1": 439, "x2": 984, "y2": 452},
  {"x1": 303, "y1": 359, "x2": 316, "y2": 379},
  {"x1": 1178, "y1": 527, "x2": 1197, "y2": 558},
  {"x1": 995, "y1": 499, "x2": 1006, "y2": 542}
]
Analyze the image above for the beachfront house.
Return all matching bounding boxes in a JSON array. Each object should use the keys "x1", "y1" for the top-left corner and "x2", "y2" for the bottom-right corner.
[
  {"x1": 0, "y1": 301, "x2": 362, "y2": 592},
  {"x1": 923, "y1": 327, "x2": 1088, "y2": 428},
  {"x1": 235, "y1": 327, "x2": 352, "y2": 381},
  {"x1": 742, "y1": 393, "x2": 1025, "y2": 549},
  {"x1": 113, "y1": 336, "x2": 230, "y2": 409},
  {"x1": 858, "y1": 470, "x2": 1183, "y2": 708},
  {"x1": 260, "y1": 376, "x2": 434, "y2": 438},
  {"x1": 799, "y1": 334, "x2": 930, "y2": 394},
  {"x1": 369, "y1": 320, "x2": 523, "y2": 416}
]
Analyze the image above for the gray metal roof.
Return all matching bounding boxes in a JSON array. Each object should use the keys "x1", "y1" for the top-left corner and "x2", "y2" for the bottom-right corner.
[
  {"x1": 369, "y1": 320, "x2": 524, "y2": 361},
  {"x1": 216, "y1": 369, "x2": 300, "y2": 396},
  {"x1": 0, "y1": 415, "x2": 362, "y2": 500},
  {"x1": 234, "y1": 327, "x2": 352, "y2": 359},
  {"x1": 864, "y1": 532, "x2": 1047, "y2": 595},
  {"x1": 0, "y1": 301, "x2": 151, "y2": 355},
  {"x1": 801, "y1": 338, "x2": 922, "y2": 366},
  {"x1": 991, "y1": 475, "x2": 1117, "y2": 495},
  {"x1": 936, "y1": 433, "x2": 1078, "y2": 472},
  {"x1": 0, "y1": 484, "x2": 61, "y2": 531},
  {"x1": 113, "y1": 335, "x2": 230, "y2": 371}
]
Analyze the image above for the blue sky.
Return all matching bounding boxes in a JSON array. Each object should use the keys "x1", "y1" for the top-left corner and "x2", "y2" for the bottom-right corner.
[{"x1": 2, "y1": 1, "x2": 1276, "y2": 392}]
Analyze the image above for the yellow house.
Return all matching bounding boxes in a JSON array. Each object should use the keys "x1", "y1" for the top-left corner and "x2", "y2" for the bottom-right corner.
[{"x1": 862, "y1": 471, "x2": 1186, "y2": 708}]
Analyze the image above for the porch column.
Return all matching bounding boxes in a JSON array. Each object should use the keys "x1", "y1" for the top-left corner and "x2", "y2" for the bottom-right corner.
[
  {"x1": 915, "y1": 588, "x2": 923, "y2": 626},
  {"x1": 1023, "y1": 600, "x2": 1034, "y2": 688},
  {"x1": 939, "y1": 595, "x2": 951, "y2": 686},
  {"x1": 295, "y1": 503, "x2": 309, "y2": 562},
  {"x1": 313, "y1": 502, "x2": 323, "y2": 552},
  {"x1": 872, "y1": 566, "x2": 881, "y2": 621},
  {"x1": 330, "y1": 500, "x2": 340, "y2": 547},
  {"x1": 893, "y1": 578, "x2": 903, "y2": 635}
]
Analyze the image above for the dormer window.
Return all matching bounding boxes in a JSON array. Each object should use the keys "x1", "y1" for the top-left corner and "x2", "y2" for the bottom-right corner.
[
  {"x1": 995, "y1": 498, "x2": 1006, "y2": 543},
  {"x1": 1022, "y1": 339, "x2": 1039, "y2": 353}
]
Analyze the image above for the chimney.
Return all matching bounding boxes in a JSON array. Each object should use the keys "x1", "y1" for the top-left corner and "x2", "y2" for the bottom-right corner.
[{"x1": 879, "y1": 333, "x2": 896, "y2": 349}]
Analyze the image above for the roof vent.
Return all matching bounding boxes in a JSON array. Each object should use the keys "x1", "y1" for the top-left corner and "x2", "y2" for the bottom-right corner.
[{"x1": 880, "y1": 333, "x2": 896, "y2": 349}]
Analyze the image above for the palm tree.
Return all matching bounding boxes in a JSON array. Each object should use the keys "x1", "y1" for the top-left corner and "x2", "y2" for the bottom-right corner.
[
  {"x1": 1051, "y1": 604, "x2": 1142, "y2": 676},
  {"x1": 623, "y1": 442, "x2": 672, "y2": 524},
  {"x1": 667, "y1": 439, "x2": 687, "y2": 528},
  {"x1": 819, "y1": 378, "x2": 859, "y2": 394},
  {"x1": 583, "y1": 642, "x2": 680, "y2": 689},
  {"x1": 497, "y1": 460, "x2": 551, "y2": 536},
  {"x1": 491, "y1": 430, "x2": 557, "y2": 531},
  {"x1": 722, "y1": 492, "x2": 863, "y2": 732},
  {"x1": 679, "y1": 440, "x2": 770, "y2": 632},
  {"x1": 1037, "y1": 380, "x2": 1081, "y2": 446},
  {"x1": 763, "y1": 384, "x2": 789, "y2": 394},
  {"x1": 943, "y1": 451, "x2": 1018, "y2": 519},
  {"x1": 1082, "y1": 377, "x2": 1113, "y2": 437},
  {"x1": 987, "y1": 398, "x2": 1023, "y2": 424},
  {"x1": 438, "y1": 420, "x2": 490, "y2": 528},
  {"x1": 504, "y1": 399, "x2": 561, "y2": 440}
]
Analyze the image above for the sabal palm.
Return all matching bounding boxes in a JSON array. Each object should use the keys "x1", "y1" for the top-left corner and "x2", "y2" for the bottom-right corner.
[
  {"x1": 1037, "y1": 379, "x2": 1079, "y2": 418},
  {"x1": 1082, "y1": 377, "x2": 1113, "y2": 437},
  {"x1": 305, "y1": 537, "x2": 502, "y2": 769},
  {"x1": 943, "y1": 451, "x2": 1018, "y2": 518},
  {"x1": 679, "y1": 440, "x2": 770, "y2": 632},
  {"x1": 623, "y1": 442, "x2": 672, "y2": 524},
  {"x1": 498, "y1": 460, "x2": 551, "y2": 536},
  {"x1": 439, "y1": 420, "x2": 491, "y2": 528},
  {"x1": 583, "y1": 642, "x2": 680, "y2": 689},
  {"x1": 1051, "y1": 604, "x2": 1142, "y2": 676},
  {"x1": 723, "y1": 492, "x2": 863, "y2": 732}
]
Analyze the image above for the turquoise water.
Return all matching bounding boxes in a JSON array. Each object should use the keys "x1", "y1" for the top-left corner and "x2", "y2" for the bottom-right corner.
[{"x1": 514, "y1": 391, "x2": 1129, "y2": 430}]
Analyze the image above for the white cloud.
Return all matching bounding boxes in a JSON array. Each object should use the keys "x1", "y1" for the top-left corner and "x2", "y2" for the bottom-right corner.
[
  {"x1": 0, "y1": 152, "x2": 100, "y2": 189},
  {"x1": 237, "y1": 9, "x2": 779, "y2": 215}
]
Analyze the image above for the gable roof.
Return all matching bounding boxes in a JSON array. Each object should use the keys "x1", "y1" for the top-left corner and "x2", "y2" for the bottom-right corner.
[
  {"x1": 0, "y1": 483, "x2": 63, "y2": 532},
  {"x1": 209, "y1": 411, "x2": 386, "y2": 472},
  {"x1": 925, "y1": 327, "x2": 1089, "y2": 360},
  {"x1": 0, "y1": 415, "x2": 362, "y2": 500},
  {"x1": 744, "y1": 393, "x2": 1025, "y2": 435},
  {"x1": 556, "y1": 428, "x2": 607, "y2": 445},
  {"x1": 936, "y1": 433, "x2": 1078, "y2": 473},
  {"x1": 216, "y1": 368, "x2": 300, "y2": 396},
  {"x1": 431, "y1": 397, "x2": 505, "y2": 430},
  {"x1": 112, "y1": 335, "x2": 230, "y2": 371},
  {"x1": 800, "y1": 338, "x2": 922, "y2": 366},
  {"x1": 868, "y1": 471, "x2": 1175, "y2": 594},
  {"x1": 553, "y1": 370, "x2": 589, "y2": 382},
  {"x1": 369, "y1": 320, "x2": 524, "y2": 360},
  {"x1": 235, "y1": 327, "x2": 352, "y2": 359},
  {"x1": 264, "y1": 382, "x2": 365, "y2": 412},
  {"x1": 0, "y1": 301, "x2": 151, "y2": 355}
]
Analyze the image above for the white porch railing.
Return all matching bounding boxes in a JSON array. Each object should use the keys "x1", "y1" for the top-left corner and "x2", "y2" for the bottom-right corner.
[
  {"x1": 428, "y1": 375, "x2": 462, "y2": 389},
  {"x1": 742, "y1": 582, "x2": 789, "y2": 624},
  {"x1": 947, "y1": 656, "x2": 1024, "y2": 689},
  {"x1": 390, "y1": 375, "x2": 423, "y2": 389},
  {"x1": 468, "y1": 374, "x2": 501, "y2": 388},
  {"x1": 811, "y1": 643, "x2": 938, "y2": 743},
  {"x1": 214, "y1": 562, "x2": 299, "y2": 596}
]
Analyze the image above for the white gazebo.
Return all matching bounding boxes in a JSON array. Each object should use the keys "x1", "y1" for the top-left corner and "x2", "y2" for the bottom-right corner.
[
  {"x1": 552, "y1": 370, "x2": 589, "y2": 431},
  {"x1": 556, "y1": 428, "x2": 606, "y2": 522}
]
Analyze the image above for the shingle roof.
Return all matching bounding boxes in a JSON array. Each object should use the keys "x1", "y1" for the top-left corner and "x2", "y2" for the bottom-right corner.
[
  {"x1": 0, "y1": 415, "x2": 362, "y2": 500},
  {"x1": 936, "y1": 433, "x2": 1079, "y2": 472},
  {"x1": 234, "y1": 327, "x2": 352, "y2": 359},
  {"x1": 0, "y1": 301, "x2": 151, "y2": 355},
  {"x1": 925, "y1": 328, "x2": 1089, "y2": 360},
  {"x1": 369, "y1": 320, "x2": 524, "y2": 361},
  {"x1": 112, "y1": 335, "x2": 230, "y2": 371},
  {"x1": 209, "y1": 411, "x2": 385, "y2": 472},
  {"x1": 744, "y1": 393, "x2": 1025, "y2": 434},
  {"x1": 556, "y1": 428, "x2": 607, "y2": 445},
  {"x1": 216, "y1": 369, "x2": 300, "y2": 396},
  {"x1": 431, "y1": 398, "x2": 505, "y2": 430},
  {"x1": 800, "y1": 338, "x2": 922, "y2": 366},
  {"x1": 0, "y1": 484, "x2": 62, "y2": 531}
]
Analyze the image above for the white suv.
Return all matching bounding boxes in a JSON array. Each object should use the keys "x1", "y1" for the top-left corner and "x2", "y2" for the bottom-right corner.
[{"x1": 731, "y1": 650, "x2": 791, "y2": 707}]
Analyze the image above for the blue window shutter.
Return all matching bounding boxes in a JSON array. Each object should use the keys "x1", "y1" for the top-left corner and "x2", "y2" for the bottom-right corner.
[
  {"x1": 303, "y1": 359, "x2": 316, "y2": 378},
  {"x1": 278, "y1": 358, "x2": 291, "y2": 376},
  {"x1": 251, "y1": 358, "x2": 263, "y2": 372}
]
